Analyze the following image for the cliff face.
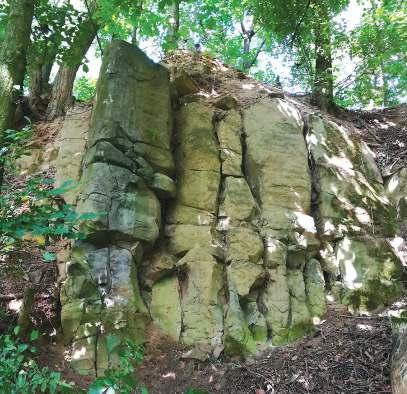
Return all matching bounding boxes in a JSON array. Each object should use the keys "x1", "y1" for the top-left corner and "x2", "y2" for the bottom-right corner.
[{"x1": 57, "y1": 41, "x2": 404, "y2": 375}]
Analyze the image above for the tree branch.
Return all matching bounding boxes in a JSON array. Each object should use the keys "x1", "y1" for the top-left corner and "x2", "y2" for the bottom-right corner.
[{"x1": 288, "y1": 0, "x2": 312, "y2": 48}]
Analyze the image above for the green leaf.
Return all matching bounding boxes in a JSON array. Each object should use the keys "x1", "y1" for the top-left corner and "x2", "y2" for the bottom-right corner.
[
  {"x1": 30, "y1": 330, "x2": 39, "y2": 342},
  {"x1": 42, "y1": 251, "x2": 56, "y2": 262},
  {"x1": 185, "y1": 389, "x2": 209, "y2": 394},
  {"x1": 14, "y1": 326, "x2": 21, "y2": 336},
  {"x1": 106, "y1": 334, "x2": 121, "y2": 353}
]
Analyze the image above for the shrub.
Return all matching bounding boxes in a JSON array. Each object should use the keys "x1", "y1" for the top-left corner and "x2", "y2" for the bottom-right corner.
[
  {"x1": 0, "y1": 327, "x2": 72, "y2": 393},
  {"x1": 73, "y1": 76, "x2": 97, "y2": 102}
]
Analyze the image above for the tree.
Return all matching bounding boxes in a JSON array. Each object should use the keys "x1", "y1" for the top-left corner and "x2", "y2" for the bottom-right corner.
[
  {"x1": 336, "y1": 0, "x2": 407, "y2": 108},
  {"x1": 46, "y1": 1, "x2": 99, "y2": 120},
  {"x1": 0, "y1": 0, "x2": 34, "y2": 184},
  {"x1": 28, "y1": 0, "x2": 79, "y2": 117},
  {"x1": 253, "y1": 0, "x2": 349, "y2": 112}
]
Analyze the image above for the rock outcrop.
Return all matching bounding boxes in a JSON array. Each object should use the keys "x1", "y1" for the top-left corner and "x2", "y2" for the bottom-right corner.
[{"x1": 55, "y1": 41, "x2": 404, "y2": 375}]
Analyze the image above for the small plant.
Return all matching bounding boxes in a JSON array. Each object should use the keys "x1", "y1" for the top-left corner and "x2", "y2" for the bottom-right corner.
[
  {"x1": 73, "y1": 76, "x2": 97, "y2": 102},
  {"x1": 88, "y1": 336, "x2": 148, "y2": 394},
  {"x1": 0, "y1": 327, "x2": 72, "y2": 393}
]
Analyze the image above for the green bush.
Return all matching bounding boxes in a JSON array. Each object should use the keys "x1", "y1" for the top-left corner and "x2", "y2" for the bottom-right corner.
[
  {"x1": 73, "y1": 76, "x2": 97, "y2": 102},
  {"x1": 0, "y1": 327, "x2": 72, "y2": 393},
  {"x1": 88, "y1": 336, "x2": 148, "y2": 394}
]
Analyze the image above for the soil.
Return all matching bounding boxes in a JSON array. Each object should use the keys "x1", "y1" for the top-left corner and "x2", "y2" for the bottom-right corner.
[
  {"x1": 135, "y1": 302, "x2": 395, "y2": 394},
  {"x1": 8, "y1": 299, "x2": 395, "y2": 394}
]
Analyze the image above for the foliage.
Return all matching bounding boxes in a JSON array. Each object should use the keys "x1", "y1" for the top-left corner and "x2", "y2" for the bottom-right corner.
[
  {"x1": 336, "y1": 0, "x2": 407, "y2": 108},
  {"x1": 0, "y1": 327, "x2": 72, "y2": 393},
  {"x1": 0, "y1": 126, "x2": 97, "y2": 259},
  {"x1": 28, "y1": 0, "x2": 82, "y2": 74},
  {"x1": 88, "y1": 336, "x2": 147, "y2": 394},
  {"x1": 74, "y1": 76, "x2": 97, "y2": 102}
]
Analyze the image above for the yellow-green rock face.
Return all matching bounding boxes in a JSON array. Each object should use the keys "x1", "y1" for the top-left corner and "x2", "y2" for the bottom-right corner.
[
  {"x1": 56, "y1": 41, "x2": 403, "y2": 374},
  {"x1": 243, "y1": 98, "x2": 311, "y2": 231},
  {"x1": 150, "y1": 276, "x2": 181, "y2": 340}
]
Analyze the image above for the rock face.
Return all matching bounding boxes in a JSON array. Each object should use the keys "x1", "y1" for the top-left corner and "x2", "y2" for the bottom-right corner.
[
  {"x1": 57, "y1": 40, "x2": 404, "y2": 375},
  {"x1": 60, "y1": 41, "x2": 173, "y2": 375}
]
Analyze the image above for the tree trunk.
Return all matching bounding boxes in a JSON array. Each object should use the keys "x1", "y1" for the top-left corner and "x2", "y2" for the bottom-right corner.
[
  {"x1": 391, "y1": 320, "x2": 407, "y2": 393},
  {"x1": 28, "y1": 46, "x2": 58, "y2": 118},
  {"x1": 312, "y1": 4, "x2": 335, "y2": 113},
  {"x1": 166, "y1": 0, "x2": 180, "y2": 51},
  {"x1": 17, "y1": 286, "x2": 36, "y2": 337},
  {"x1": 0, "y1": 0, "x2": 34, "y2": 184},
  {"x1": 46, "y1": 12, "x2": 98, "y2": 120}
]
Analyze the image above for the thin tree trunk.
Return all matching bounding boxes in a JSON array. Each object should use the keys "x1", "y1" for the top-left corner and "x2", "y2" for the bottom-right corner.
[
  {"x1": 17, "y1": 286, "x2": 36, "y2": 337},
  {"x1": 46, "y1": 9, "x2": 98, "y2": 120},
  {"x1": 0, "y1": 0, "x2": 34, "y2": 184},
  {"x1": 312, "y1": 4, "x2": 335, "y2": 113},
  {"x1": 166, "y1": 0, "x2": 180, "y2": 51},
  {"x1": 28, "y1": 46, "x2": 58, "y2": 118}
]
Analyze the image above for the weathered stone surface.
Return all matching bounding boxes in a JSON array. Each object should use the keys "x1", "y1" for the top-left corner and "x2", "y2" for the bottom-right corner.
[
  {"x1": 224, "y1": 285, "x2": 256, "y2": 355},
  {"x1": 149, "y1": 173, "x2": 176, "y2": 199},
  {"x1": 166, "y1": 225, "x2": 217, "y2": 256},
  {"x1": 88, "y1": 42, "x2": 172, "y2": 154},
  {"x1": 335, "y1": 236, "x2": 403, "y2": 312},
  {"x1": 307, "y1": 115, "x2": 396, "y2": 239},
  {"x1": 244, "y1": 98, "x2": 311, "y2": 232},
  {"x1": 150, "y1": 276, "x2": 181, "y2": 340},
  {"x1": 305, "y1": 259, "x2": 327, "y2": 317},
  {"x1": 226, "y1": 227, "x2": 264, "y2": 264},
  {"x1": 180, "y1": 248, "x2": 224, "y2": 356},
  {"x1": 261, "y1": 266, "x2": 290, "y2": 345},
  {"x1": 219, "y1": 177, "x2": 257, "y2": 223},
  {"x1": 77, "y1": 163, "x2": 161, "y2": 243},
  {"x1": 175, "y1": 168, "x2": 220, "y2": 213},
  {"x1": 386, "y1": 168, "x2": 407, "y2": 232},
  {"x1": 264, "y1": 238, "x2": 287, "y2": 268},
  {"x1": 55, "y1": 109, "x2": 91, "y2": 204},
  {"x1": 245, "y1": 301, "x2": 268, "y2": 343},
  {"x1": 227, "y1": 261, "x2": 264, "y2": 298},
  {"x1": 167, "y1": 204, "x2": 216, "y2": 226},
  {"x1": 287, "y1": 269, "x2": 312, "y2": 341},
  {"x1": 142, "y1": 250, "x2": 177, "y2": 288},
  {"x1": 175, "y1": 102, "x2": 219, "y2": 172},
  {"x1": 217, "y1": 110, "x2": 243, "y2": 176},
  {"x1": 61, "y1": 41, "x2": 173, "y2": 375}
]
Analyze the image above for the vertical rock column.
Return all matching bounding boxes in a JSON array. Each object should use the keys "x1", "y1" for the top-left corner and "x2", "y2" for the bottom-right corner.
[
  {"x1": 60, "y1": 41, "x2": 175, "y2": 375},
  {"x1": 243, "y1": 98, "x2": 326, "y2": 345},
  {"x1": 165, "y1": 101, "x2": 224, "y2": 358},
  {"x1": 217, "y1": 108, "x2": 266, "y2": 354}
]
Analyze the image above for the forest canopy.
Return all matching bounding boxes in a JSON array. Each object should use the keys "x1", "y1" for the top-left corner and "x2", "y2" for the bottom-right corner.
[{"x1": 0, "y1": 0, "x2": 405, "y2": 124}]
